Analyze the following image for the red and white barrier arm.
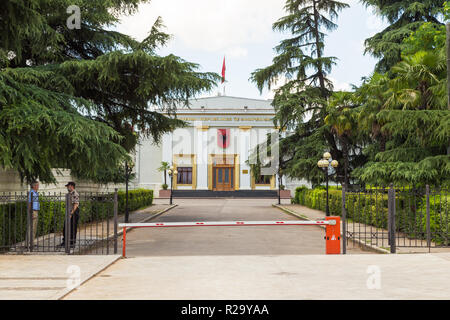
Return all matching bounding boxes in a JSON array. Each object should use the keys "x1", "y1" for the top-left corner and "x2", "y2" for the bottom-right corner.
[
  {"x1": 118, "y1": 218, "x2": 341, "y2": 257},
  {"x1": 118, "y1": 220, "x2": 335, "y2": 229}
]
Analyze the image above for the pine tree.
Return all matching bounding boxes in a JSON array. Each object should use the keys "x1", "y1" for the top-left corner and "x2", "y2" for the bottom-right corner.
[
  {"x1": 362, "y1": 0, "x2": 445, "y2": 72},
  {"x1": 356, "y1": 49, "x2": 450, "y2": 185},
  {"x1": 353, "y1": 20, "x2": 450, "y2": 186},
  {"x1": 250, "y1": 0, "x2": 349, "y2": 185},
  {"x1": 0, "y1": 0, "x2": 220, "y2": 183}
]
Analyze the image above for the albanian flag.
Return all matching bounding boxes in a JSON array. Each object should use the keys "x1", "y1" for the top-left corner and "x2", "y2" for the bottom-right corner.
[
  {"x1": 218, "y1": 129, "x2": 230, "y2": 149},
  {"x1": 221, "y1": 56, "x2": 226, "y2": 83}
]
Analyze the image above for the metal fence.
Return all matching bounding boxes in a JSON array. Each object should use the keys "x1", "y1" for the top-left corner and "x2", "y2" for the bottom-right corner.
[
  {"x1": 342, "y1": 185, "x2": 449, "y2": 253},
  {"x1": 0, "y1": 190, "x2": 118, "y2": 255}
]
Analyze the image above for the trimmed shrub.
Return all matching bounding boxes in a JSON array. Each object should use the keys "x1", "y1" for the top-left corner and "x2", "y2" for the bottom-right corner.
[{"x1": 293, "y1": 187, "x2": 449, "y2": 244}]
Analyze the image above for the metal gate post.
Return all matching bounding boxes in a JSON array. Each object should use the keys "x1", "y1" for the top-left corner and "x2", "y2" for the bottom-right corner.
[
  {"x1": 114, "y1": 189, "x2": 118, "y2": 254},
  {"x1": 65, "y1": 193, "x2": 70, "y2": 254},
  {"x1": 426, "y1": 185, "x2": 431, "y2": 251},
  {"x1": 27, "y1": 190, "x2": 33, "y2": 252},
  {"x1": 388, "y1": 184, "x2": 396, "y2": 253},
  {"x1": 341, "y1": 184, "x2": 347, "y2": 254}
]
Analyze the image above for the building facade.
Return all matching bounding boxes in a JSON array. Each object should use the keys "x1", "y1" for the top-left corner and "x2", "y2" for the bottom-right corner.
[{"x1": 134, "y1": 95, "x2": 309, "y2": 194}]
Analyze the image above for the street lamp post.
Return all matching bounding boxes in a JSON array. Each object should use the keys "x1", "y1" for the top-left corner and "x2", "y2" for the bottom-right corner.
[
  {"x1": 277, "y1": 167, "x2": 282, "y2": 205},
  {"x1": 124, "y1": 160, "x2": 134, "y2": 223},
  {"x1": 317, "y1": 152, "x2": 339, "y2": 216},
  {"x1": 167, "y1": 166, "x2": 177, "y2": 205}
]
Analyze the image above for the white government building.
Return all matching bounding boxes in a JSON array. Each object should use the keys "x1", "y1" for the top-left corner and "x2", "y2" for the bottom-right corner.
[
  {"x1": 134, "y1": 95, "x2": 308, "y2": 195},
  {"x1": 0, "y1": 95, "x2": 308, "y2": 194}
]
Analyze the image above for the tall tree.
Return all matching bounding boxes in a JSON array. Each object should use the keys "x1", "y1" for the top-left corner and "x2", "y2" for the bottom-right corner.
[
  {"x1": 250, "y1": 0, "x2": 349, "y2": 185},
  {"x1": 362, "y1": 0, "x2": 445, "y2": 72},
  {"x1": 325, "y1": 91, "x2": 366, "y2": 186},
  {"x1": 353, "y1": 18, "x2": 450, "y2": 186},
  {"x1": 0, "y1": 0, "x2": 219, "y2": 183},
  {"x1": 356, "y1": 50, "x2": 449, "y2": 185}
]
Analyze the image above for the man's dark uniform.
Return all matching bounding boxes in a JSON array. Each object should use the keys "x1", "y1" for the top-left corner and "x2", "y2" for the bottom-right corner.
[{"x1": 62, "y1": 186, "x2": 80, "y2": 246}]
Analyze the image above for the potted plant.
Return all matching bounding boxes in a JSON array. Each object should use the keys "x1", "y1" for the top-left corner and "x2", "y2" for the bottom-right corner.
[
  {"x1": 157, "y1": 161, "x2": 170, "y2": 186},
  {"x1": 158, "y1": 162, "x2": 172, "y2": 198},
  {"x1": 159, "y1": 184, "x2": 171, "y2": 198},
  {"x1": 278, "y1": 185, "x2": 291, "y2": 199}
]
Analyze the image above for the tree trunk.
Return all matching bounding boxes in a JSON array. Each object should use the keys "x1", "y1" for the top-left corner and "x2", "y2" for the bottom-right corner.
[
  {"x1": 312, "y1": 0, "x2": 327, "y2": 97},
  {"x1": 343, "y1": 138, "x2": 350, "y2": 187}
]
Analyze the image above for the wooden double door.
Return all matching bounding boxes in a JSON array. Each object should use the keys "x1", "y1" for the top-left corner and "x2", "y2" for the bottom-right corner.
[{"x1": 213, "y1": 165, "x2": 234, "y2": 191}]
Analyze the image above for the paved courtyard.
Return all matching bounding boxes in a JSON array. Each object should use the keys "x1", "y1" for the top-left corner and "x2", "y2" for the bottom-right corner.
[
  {"x1": 65, "y1": 253, "x2": 450, "y2": 300},
  {"x1": 119, "y1": 198, "x2": 369, "y2": 256},
  {"x1": 8, "y1": 198, "x2": 450, "y2": 300}
]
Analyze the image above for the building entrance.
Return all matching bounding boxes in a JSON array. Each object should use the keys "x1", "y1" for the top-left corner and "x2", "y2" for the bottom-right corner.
[{"x1": 213, "y1": 165, "x2": 234, "y2": 191}]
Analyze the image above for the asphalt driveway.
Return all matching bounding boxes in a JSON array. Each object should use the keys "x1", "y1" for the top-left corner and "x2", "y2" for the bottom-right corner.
[{"x1": 119, "y1": 198, "x2": 368, "y2": 256}]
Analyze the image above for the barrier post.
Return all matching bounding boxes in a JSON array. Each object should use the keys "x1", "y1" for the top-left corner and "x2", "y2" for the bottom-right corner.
[
  {"x1": 325, "y1": 216, "x2": 341, "y2": 254},
  {"x1": 122, "y1": 227, "x2": 127, "y2": 258}
]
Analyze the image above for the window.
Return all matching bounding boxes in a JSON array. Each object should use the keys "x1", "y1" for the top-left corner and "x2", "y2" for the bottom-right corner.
[
  {"x1": 255, "y1": 175, "x2": 271, "y2": 185},
  {"x1": 177, "y1": 167, "x2": 192, "y2": 184}
]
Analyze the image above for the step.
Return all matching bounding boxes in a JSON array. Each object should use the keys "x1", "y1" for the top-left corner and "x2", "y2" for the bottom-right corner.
[{"x1": 172, "y1": 190, "x2": 278, "y2": 198}]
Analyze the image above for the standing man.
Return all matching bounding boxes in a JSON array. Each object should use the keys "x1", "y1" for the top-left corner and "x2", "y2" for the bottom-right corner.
[
  {"x1": 60, "y1": 181, "x2": 80, "y2": 248},
  {"x1": 28, "y1": 181, "x2": 40, "y2": 246}
]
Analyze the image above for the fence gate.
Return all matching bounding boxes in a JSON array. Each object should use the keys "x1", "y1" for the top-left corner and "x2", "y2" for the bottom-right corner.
[
  {"x1": 0, "y1": 190, "x2": 118, "y2": 255},
  {"x1": 342, "y1": 185, "x2": 449, "y2": 253}
]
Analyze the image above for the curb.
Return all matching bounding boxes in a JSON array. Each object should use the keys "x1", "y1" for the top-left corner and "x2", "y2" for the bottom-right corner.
[
  {"x1": 51, "y1": 254, "x2": 122, "y2": 300},
  {"x1": 272, "y1": 204, "x2": 390, "y2": 255},
  {"x1": 116, "y1": 204, "x2": 178, "y2": 238}
]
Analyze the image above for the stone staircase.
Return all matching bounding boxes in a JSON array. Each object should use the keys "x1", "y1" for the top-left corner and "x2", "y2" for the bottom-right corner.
[{"x1": 172, "y1": 190, "x2": 278, "y2": 198}]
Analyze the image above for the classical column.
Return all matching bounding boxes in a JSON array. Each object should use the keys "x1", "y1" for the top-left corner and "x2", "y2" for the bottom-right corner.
[
  {"x1": 161, "y1": 132, "x2": 172, "y2": 184},
  {"x1": 196, "y1": 125, "x2": 209, "y2": 190},
  {"x1": 239, "y1": 126, "x2": 252, "y2": 190}
]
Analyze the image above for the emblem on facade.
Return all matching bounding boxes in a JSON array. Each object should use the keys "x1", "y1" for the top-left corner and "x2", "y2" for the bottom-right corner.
[{"x1": 217, "y1": 129, "x2": 230, "y2": 149}]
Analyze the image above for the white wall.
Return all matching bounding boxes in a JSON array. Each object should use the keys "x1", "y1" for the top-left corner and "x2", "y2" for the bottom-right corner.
[
  {"x1": 134, "y1": 137, "x2": 163, "y2": 192},
  {"x1": 0, "y1": 169, "x2": 125, "y2": 194}
]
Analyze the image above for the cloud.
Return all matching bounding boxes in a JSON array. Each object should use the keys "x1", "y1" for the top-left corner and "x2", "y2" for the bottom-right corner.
[
  {"x1": 340, "y1": 0, "x2": 360, "y2": 6},
  {"x1": 116, "y1": 0, "x2": 285, "y2": 55},
  {"x1": 329, "y1": 77, "x2": 352, "y2": 92},
  {"x1": 264, "y1": 75, "x2": 288, "y2": 100},
  {"x1": 225, "y1": 46, "x2": 248, "y2": 58}
]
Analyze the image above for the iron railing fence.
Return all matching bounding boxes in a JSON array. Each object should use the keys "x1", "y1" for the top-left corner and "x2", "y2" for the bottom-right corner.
[
  {"x1": 342, "y1": 185, "x2": 449, "y2": 253},
  {"x1": 0, "y1": 190, "x2": 118, "y2": 255}
]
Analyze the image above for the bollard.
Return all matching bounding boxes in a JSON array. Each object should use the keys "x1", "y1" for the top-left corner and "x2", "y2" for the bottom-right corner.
[{"x1": 325, "y1": 216, "x2": 341, "y2": 254}]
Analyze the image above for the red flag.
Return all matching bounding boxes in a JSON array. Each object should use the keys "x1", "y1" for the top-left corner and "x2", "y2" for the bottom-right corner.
[
  {"x1": 218, "y1": 129, "x2": 230, "y2": 148},
  {"x1": 221, "y1": 56, "x2": 226, "y2": 83}
]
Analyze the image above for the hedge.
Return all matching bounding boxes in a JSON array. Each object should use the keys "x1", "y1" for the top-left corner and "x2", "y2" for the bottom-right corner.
[
  {"x1": 0, "y1": 188, "x2": 153, "y2": 248},
  {"x1": 292, "y1": 186, "x2": 449, "y2": 245}
]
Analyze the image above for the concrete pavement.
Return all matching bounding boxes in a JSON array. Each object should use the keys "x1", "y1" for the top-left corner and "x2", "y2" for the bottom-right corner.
[
  {"x1": 10, "y1": 198, "x2": 450, "y2": 300},
  {"x1": 65, "y1": 253, "x2": 450, "y2": 300},
  {"x1": 0, "y1": 255, "x2": 120, "y2": 299}
]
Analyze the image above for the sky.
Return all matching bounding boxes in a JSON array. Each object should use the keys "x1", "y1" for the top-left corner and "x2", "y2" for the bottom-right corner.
[{"x1": 115, "y1": 0, "x2": 389, "y2": 100}]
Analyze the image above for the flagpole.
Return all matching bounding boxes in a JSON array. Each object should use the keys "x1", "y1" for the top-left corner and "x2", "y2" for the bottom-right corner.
[{"x1": 221, "y1": 56, "x2": 226, "y2": 96}]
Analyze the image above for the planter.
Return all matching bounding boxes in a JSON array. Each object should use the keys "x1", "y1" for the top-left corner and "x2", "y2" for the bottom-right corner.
[
  {"x1": 278, "y1": 189, "x2": 291, "y2": 199},
  {"x1": 159, "y1": 189, "x2": 171, "y2": 198}
]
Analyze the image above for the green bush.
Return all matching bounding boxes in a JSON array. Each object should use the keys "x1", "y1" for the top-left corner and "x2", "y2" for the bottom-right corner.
[
  {"x1": 0, "y1": 189, "x2": 153, "y2": 248},
  {"x1": 419, "y1": 194, "x2": 449, "y2": 245},
  {"x1": 293, "y1": 186, "x2": 449, "y2": 244}
]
